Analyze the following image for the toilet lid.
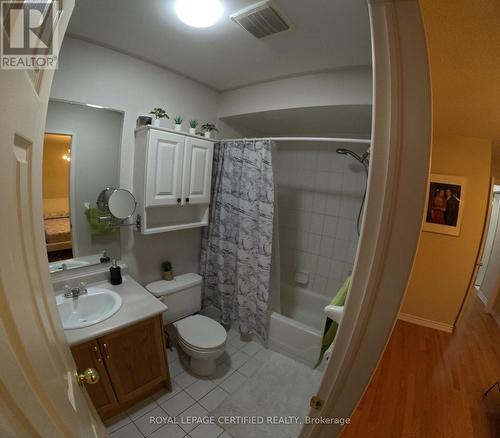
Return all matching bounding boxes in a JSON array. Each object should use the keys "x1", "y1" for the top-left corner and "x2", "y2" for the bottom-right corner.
[{"x1": 174, "y1": 314, "x2": 227, "y2": 349}]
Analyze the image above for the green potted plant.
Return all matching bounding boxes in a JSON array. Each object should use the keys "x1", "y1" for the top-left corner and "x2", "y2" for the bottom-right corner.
[
  {"x1": 161, "y1": 260, "x2": 174, "y2": 281},
  {"x1": 149, "y1": 107, "x2": 169, "y2": 127},
  {"x1": 189, "y1": 119, "x2": 198, "y2": 135},
  {"x1": 174, "y1": 115, "x2": 183, "y2": 131},
  {"x1": 202, "y1": 122, "x2": 218, "y2": 139}
]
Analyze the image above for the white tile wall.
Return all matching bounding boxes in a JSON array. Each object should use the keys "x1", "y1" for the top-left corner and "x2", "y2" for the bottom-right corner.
[{"x1": 275, "y1": 144, "x2": 365, "y2": 298}]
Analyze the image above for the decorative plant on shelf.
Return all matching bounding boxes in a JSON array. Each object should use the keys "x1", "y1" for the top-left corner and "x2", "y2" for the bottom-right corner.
[
  {"x1": 201, "y1": 123, "x2": 218, "y2": 138},
  {"x1": 174, "y1": 116, "x2": 183, "y2": 131},
  {"x1": 189, "y1": 119, "x2": 198, "y2": 135},
  {"x1": 161, "y1": 260, "x2": 174, "y2": 281},
  {"x1": 149, "y1": 107, "x2": 169, "y2": 127}
]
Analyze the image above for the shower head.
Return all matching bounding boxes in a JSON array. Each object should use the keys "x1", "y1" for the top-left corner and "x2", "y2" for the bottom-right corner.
[
  {"x1": 336, "y1": 147, "x2": 370, "y2": 172},
  {"x1": 336, "y1": 148, "x2": 363, "y2": 162}
]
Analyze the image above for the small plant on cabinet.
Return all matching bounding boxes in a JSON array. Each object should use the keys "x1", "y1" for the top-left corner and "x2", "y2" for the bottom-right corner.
[
  {"x1": 201, "y1": 123, "x2": 218, "y2": 138},
  {"x1": 162, "y1": 260, "x2": 174, "y2": 281},
  {"x1": 149, "y1": 107, "x2": 169, "y2": 127},
  {"x1": 189, "y1": 119, "x2": 198, "y2": 135},
  {"x1": 174, "y1": 116, "x2": 183, "y2": 131}
]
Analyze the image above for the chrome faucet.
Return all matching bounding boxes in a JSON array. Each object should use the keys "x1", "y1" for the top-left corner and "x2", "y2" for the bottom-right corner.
[{"x1": 63, "y1": 282, "x2": 88, "y2": 299}]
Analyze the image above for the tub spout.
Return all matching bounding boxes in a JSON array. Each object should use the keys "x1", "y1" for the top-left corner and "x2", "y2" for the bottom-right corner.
[{"x1": 324, "y1": 304, "x2": 344, "y2": 324}]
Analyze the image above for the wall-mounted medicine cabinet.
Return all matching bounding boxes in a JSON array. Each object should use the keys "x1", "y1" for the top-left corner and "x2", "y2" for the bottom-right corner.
[{"x1": 134, "y1": 126, "x2": 214, "y2": 234}]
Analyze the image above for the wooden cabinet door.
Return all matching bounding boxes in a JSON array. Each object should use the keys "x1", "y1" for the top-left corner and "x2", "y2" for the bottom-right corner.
[
  {"x1": 99, "y1": 316, "x2": 168, "y2": 404},
  {"x1": 146, "y1": 129, "x2": 185, "y2": 207},
  {"x1": 71, "y1": 340, "x2": 119, "y2": 418},
  {"x1": 182, "y1": 137, "x2": 214, "y2": 205}
]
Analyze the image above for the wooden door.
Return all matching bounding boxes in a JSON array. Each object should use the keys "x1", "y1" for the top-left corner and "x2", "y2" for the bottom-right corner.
[
  {"x1": 99, "y1": 316, "x2": 169, "y2": 403},
  {"x1": 71, "y1": 340, "x2": 119, "y2": 417},
  {"x1": 0, "y1": 1, "x2": 105, "y2": 436},
  {"x1": 146, "y1": 129, "x2": 185, "y2": 207},
  {"x1": 182, "y1": 137, "x2": 214, "y2": 205}
]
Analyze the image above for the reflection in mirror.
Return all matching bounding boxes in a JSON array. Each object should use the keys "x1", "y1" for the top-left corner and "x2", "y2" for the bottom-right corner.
[{"x1": 43, "y1": 100, "x2": 124, "y2": 273}]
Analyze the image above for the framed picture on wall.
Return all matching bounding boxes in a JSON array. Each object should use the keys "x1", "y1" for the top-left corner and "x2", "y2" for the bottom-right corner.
[{"x1": 423, "y1": 174, "x2": 466, "y2": 236}]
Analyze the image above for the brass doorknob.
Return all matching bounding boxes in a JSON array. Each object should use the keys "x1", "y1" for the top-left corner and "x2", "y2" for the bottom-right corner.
[
  {"x1": 310, "y1": 395, "x2": 323, "y2": 410},
  {"x1": 76, "y1": 368, "x2": 100, "y2": 386}
]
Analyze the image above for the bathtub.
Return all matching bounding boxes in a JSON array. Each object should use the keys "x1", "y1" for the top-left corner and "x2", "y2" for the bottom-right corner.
[{"x1": 268, "y1": 284, "x2": 330, "y2": 367}]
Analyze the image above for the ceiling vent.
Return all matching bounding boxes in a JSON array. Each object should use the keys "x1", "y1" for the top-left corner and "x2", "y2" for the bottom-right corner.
[{"x1": 231, "y1": 1, "x2": 291, "y2": 39}]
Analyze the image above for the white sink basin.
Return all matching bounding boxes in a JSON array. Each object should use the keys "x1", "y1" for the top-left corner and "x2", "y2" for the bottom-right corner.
[{"x1": 56, "y1": 287, "x2": 122, "y2": 330}]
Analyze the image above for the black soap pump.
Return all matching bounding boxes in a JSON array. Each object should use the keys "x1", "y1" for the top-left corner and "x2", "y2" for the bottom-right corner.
[
  {"x1": 109, "y1": 259, "x2": 122, "y2": 285},
  {"x1": 100, "y1": 249, "x2": 110, "y2": 263}
]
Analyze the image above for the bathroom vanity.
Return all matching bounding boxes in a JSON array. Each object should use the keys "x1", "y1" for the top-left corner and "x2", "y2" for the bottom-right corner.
[{"x1": 57, "y1": 272, "x2": 171, "y2": 420}]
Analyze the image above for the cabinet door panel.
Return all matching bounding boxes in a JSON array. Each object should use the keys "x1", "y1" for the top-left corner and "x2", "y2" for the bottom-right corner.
[
  {"x1": 182, "y1": 137, "x2": 213, "y2": 204},
  {"x1": 99, "y1": 316, "x2": 168, "y2": 404},
  {"x1": 146, "y1": 130, "x2": 184, "y2": 206},
  {"x1": 71, "y1": 340, "x2": 119, "y2": 417}
]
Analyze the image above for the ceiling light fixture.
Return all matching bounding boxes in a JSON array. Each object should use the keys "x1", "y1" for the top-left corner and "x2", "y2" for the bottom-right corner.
[{"x1": 175, "y1": 0, "x2": 223, "y2": 28}]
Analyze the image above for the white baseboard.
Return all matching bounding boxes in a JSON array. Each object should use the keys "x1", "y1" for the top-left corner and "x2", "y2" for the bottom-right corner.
[{"x1": 398, "y1": 312, "x2": 454, "y2": 333}]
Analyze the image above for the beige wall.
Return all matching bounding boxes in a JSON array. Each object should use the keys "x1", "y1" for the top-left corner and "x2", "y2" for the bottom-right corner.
[
  {"x1": 402, "y1": 0, "x2": 500, "y2": 326},
  {"x1": 401, "y1": 136, "x2": 491, "y2": 325}
]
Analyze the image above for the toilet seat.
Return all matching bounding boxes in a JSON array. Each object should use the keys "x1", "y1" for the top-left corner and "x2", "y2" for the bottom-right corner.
[
  {"x1": 174, "y1": 314, "x2": 227, "y2": 350},
  {"x1": 178, "y1": 336, "x2": 224, "y2": 353}
]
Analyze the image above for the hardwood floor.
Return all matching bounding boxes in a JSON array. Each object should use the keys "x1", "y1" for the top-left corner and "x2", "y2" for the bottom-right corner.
[{"x1": 341, "y1": 294, "x2": 500, "y2": 438}]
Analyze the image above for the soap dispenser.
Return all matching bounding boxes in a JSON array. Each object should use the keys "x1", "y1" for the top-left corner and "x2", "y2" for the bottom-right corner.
[
  {"x1": 109, "y1": 259, "x2": 122, "y2": 285},
  {"x1": 100, "y1": 249, "x2": 110, "y2": 263}
]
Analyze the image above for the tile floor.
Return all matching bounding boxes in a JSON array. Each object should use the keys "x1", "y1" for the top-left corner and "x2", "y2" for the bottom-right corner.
[{"x1": 106, "y1": 328, "x2": 273, "y2": 438}]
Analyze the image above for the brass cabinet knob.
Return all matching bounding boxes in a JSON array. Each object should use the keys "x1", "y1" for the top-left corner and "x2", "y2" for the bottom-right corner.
[
  {"x1": 310, "y1": 395, "x2": 323, "y2": 410},
  {"x1": 76, "y1": 368, "x2": 100, "y2": 386}
]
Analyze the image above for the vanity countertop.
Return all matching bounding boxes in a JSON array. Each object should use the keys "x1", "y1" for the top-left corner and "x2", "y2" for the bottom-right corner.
[{"x1": 63, "y1": 274, "x2": 167, "y2": 346}]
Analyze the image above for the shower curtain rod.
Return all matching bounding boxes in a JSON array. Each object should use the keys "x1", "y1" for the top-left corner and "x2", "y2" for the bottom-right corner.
[{"x1": 219, "y1": 136, "x2": 372, "y2": 144}]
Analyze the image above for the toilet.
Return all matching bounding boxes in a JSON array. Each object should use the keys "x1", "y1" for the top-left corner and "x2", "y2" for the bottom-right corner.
[{"x1": 146, "y1": 273, "x2": 227, "y2": 376}]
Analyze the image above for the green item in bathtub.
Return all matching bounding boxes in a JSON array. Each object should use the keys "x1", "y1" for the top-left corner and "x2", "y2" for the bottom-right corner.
[
  {"x1": 313, "y1": 275, "x2": 351, "y2": 369},
  {"x1": 85, "y1": 207, "x2": 115, "y2": 235}
]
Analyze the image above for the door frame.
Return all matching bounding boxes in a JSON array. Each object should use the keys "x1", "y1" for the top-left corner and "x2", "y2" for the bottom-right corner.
[
  {"x1": 474, "y1": 185, "x2": 500, "y2": 289},
  {"x1": 484, "y1": 189, "x2": 500, "y2": 315},
  {"x1": 300, "y1": 1, "x2": 432, "y2": 436},
  {"x1": 455, "y1": 177, "x2": 495, "y2": 326}
]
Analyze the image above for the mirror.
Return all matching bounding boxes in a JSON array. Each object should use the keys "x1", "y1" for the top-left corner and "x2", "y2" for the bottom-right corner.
[
  {"x1": 43, "y1": 100, "x2": 124, "y2": 273},
  {"x1": 97, "y1": 188, "x2": 137, "y2": 220}
]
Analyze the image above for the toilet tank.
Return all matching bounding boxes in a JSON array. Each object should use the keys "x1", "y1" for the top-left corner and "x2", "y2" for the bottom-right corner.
[{"x1": 146, "y1": 273, "x2": 202, "y2": 324}]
